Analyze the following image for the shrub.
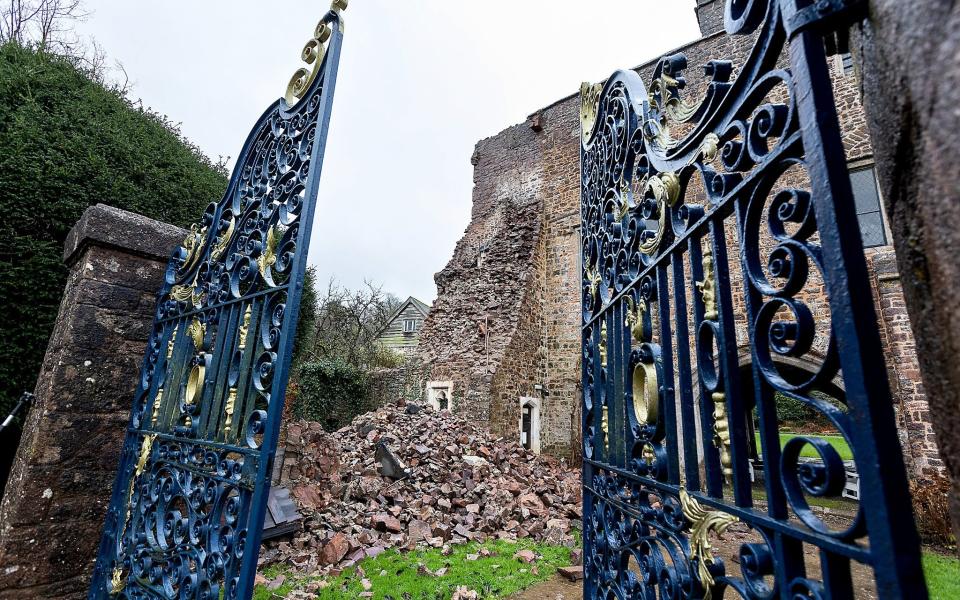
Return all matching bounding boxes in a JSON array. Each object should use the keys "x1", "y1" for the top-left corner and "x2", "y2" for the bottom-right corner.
[
  {"x1": 911, "y1": 475, "x2": 956, "y2": 548},
  {"x1": 0, "y1": 42, "x2": 228, "y2": 418},
  {"x1": 293, "y1": 359, "x2": 374, "y2": 431},
  {"x1": 773, "y1": 391, "x2": 846, "y2": 432}
]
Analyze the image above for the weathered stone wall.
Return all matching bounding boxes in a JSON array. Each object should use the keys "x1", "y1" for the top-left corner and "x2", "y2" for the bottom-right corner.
[
  {"x1": 854, "y1": 0, "x2": 960, "y2": 534},
  {"x1": 0, "y1": 205, "x2": 184, "y2": 599},
  {"x1": 695, "y1": 0, "x2": 726, "y2": 37},
  {"x1": 418, "y1": 124, "x2": 544, "y2": 428},
  {"x1": 421, "y1": 3, "x2": 943, "y2": 477}
]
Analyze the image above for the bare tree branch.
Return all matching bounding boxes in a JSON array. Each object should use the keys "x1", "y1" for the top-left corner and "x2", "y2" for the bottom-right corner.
[{"x1": 305, "y1": 278, "x2": 400, "y2": 370}]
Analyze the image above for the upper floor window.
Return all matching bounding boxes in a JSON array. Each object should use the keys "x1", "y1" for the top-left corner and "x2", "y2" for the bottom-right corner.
[
  {"x1": 403, "y1": 319, "x2": 419, "y2": 334},
  {"x1": 850, "y1": 166, "x2": 887, "y2": 248},
  {"x1": 840, "y1": 52, "x2": 854, "y2": 76}
]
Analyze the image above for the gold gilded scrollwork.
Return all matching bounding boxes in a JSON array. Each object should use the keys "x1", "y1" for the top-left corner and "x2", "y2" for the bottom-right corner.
[
  {"x1": 184, "y1": 363, "x2": 205, "y2": 429},
  {"x1": 679, "y1": 488, "x2": 739, "y2": 599},
  {"x1": 617, "y1": 180, "x2": 632, "y2": 221},
  {"x1": 712, "y1": 392, "x2": 733, "y2": 479},
  {"x1": 224, "y1": 306, "x2": 252, "y2": 437},
  {"x1": 580, "y1": 81, "x2": 603, "y2": 143},
  {"x1": 598, "y1": 321, "x2": 608, "y2": 368},
  {"x1": 697, "y1": 248, "x2": 719, "y2": 321},
  {"x1": 284, "y1": 0, "x2": 347, "y2": 107},
  {"x1": 586, "y1": 266, "x2": 602, "y2": 301},
  {"x1": 188, "y1": 318, "x2": 206, "y2": 350},
  {"x1": 111, "y1": 433, "x2": 157, "y2": 594},
  {"x1": 649, "y1": 74, "x2": 702, "y2": 124},
  {"x1": 641, "y1": 443, "x2": 656, "y2": 466},
  {"x1": 170, "y1": 271, "x2": 204, "y2": 308},
  {"x1": 625, "y1": 297, "x2": 646, "y2": 342},
  {"x1": 210, "y1": 216, "x2": 236, "y2": 261},
  {"x1": 700, "y1": 133, "x2": 720, "y2": 163},
  {"x1": 258, "y1": 224, "x2": 287, "y2": 281},
  {"x1": 631, "y1": 360, "x2": 659, "y2": 425},
  {"x1": 638, "y1": 171, "x2": 680, "y2": 256},
  {"x1": 180, "y1": 224, "x2": 206, "y2": 272},
  {"x1": 151, "y1": 326, "x2": 178, "y2": 427}
]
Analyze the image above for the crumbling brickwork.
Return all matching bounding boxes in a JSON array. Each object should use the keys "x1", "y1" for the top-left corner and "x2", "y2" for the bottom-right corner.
[
  {"x1": 420, "y1": 0, "x2": 943, "y2": 479},
  {"x1": 0, "y1": 205, "x2": 184, "y2": 599},
  {"x1": 417, "y1": 124, "x2": 544, "y2": 433}
]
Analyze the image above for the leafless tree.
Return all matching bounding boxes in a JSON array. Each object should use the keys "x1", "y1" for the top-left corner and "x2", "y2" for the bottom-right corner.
[
  {"x1": 0, "y1": 1, "x2": 134, "y2": 93},
  {"x1": 0, "y1": 0, "x2": 87, "y2": 51},
  {"x1": 305, "y1": 279, "x2": 401, "y2": 369}
]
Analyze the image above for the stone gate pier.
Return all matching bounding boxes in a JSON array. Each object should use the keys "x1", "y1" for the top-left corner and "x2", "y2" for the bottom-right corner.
[{"x1": 0, "y1": 205, "x2": 184, "y2": 599}]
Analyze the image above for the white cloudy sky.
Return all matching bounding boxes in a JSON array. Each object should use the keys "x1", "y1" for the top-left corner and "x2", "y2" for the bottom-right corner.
[{"x1": 76, "y1": 1, "x2": 701, "y2": 303}]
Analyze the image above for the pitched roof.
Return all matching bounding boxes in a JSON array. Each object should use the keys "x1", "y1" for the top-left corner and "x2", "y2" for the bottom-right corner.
[{"x1": 379, "y1": 296, "x2": 432, "y2": 335}]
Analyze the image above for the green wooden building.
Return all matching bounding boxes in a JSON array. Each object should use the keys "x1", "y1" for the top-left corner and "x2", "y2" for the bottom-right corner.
[{"x1": 376, "y1": 296, "x2": 431, "y2": 355}]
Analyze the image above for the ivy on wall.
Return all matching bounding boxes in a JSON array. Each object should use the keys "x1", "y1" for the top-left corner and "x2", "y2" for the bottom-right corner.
[
  {"x1": 0, "y1": 42, "x2": 229, "y2": 419},
  {"x1": 292, "y1": 359, "x2": 375, "y2": 431}
]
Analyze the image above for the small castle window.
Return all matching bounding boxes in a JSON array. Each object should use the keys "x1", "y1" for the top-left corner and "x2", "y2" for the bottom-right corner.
[
  {"x1": 850, "y1": 166, "x2": 887, "y2": 248},
  {"x1": 519, "y1": 397, "x2": 541, "y2": 454},
  {"x1": 840, "y1": 52, "x2": 854, "y2": 76}
]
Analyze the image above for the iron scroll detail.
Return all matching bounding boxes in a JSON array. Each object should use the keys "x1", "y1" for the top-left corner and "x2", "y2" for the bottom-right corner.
[
  {"x1": 88, "y1": 4, "x2": 346, "y2": 599},
  {"x1": 580, "y1": 1, "x2": 926, "y2": 599}
]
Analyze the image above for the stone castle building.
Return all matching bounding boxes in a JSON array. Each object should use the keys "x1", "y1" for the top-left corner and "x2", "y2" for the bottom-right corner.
[{"x1": 418, "y1": 0, "x2": 944, "y2": 480}]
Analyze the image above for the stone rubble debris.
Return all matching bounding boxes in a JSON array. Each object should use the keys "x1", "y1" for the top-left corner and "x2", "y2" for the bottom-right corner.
[{"x1": 260, "y1": 401, "x2": 582, "y2": 578}]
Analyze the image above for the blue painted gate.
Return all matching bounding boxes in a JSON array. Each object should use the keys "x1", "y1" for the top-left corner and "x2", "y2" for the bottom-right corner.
[
  {"x1": 87, "y1": 3, "x2": 347, "y2": 598},
  {"x1": 580, "y1": 0, "x2": 928, "y2": 598}
]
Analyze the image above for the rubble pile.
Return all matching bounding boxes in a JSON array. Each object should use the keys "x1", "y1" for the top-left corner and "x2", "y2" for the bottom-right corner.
[{"x1": 261, "y1": 401, "x2": 582, "y2": 575}]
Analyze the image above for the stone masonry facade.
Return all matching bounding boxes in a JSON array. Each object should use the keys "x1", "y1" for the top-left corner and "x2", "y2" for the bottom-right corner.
[
  {"x1": 0, "y1": 205, "x2": 185, "y2": 599},
  {"x1": 419, "y1": 0, "x2": 944, "y2": 478}
]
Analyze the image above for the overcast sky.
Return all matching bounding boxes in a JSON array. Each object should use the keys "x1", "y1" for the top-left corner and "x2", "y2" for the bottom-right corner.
[{"x1": 76, "y1": 1, "x2": 701, "y2": 303}]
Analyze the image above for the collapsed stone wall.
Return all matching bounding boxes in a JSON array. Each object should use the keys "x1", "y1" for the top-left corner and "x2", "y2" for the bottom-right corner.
[{"x1": 417, "y1": 124, "x2": 544, "y2": 431}]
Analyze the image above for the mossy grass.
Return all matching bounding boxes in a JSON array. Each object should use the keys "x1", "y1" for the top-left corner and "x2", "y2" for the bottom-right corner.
[{"x1": 255, "y1": 538, "x2": 572, "y2": 600}]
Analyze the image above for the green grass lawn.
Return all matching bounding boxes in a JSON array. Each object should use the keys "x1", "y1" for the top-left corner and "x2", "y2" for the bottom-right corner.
[
  {"x1": 924, "y1": 552, "x2": 960, "y2": 599},
  {"x1": 754, "y1": 432, "x2": 854, "y2": 461},
  {"x1": 255, "y1": 538, "x2": 572, "y2": 600}
]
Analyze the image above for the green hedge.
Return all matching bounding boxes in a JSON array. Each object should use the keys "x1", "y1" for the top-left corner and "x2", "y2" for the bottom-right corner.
[
  {"x1": 292, "y1": 359, "x2": 374, "y2": 431},
  {"x1": 0, "y1": 42, "x2": 228, "y2": 418}
]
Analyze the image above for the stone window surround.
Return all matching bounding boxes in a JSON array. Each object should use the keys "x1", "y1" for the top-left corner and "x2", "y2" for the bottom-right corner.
[
  {"x1": 426, "y1": 381, "x2": 454, "y2": 412},
  {"x1": 519, "y1": 396, "x2": 541, "y2": 454}
]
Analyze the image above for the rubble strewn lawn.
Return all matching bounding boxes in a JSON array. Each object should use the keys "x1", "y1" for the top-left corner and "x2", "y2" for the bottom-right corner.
[
  {"x1": 260, "y1": 401, "x2": 582, "y2": 579},
  {"x1": 256, "y1": 538, "x2": 572, "y2": 599}
]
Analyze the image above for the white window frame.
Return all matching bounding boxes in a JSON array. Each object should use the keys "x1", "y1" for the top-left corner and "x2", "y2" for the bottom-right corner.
[
  {"x1": 426, "y1": 381, "x2": 454, "y2": 412},
  {"x1": 519, "y1": 397, "x2": 541, "y2": 454}
]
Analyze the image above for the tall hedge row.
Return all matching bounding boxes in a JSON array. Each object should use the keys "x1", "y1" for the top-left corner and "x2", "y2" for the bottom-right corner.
[{"x1": 0, "y1": 42, "x2": 229, "y2": 418}]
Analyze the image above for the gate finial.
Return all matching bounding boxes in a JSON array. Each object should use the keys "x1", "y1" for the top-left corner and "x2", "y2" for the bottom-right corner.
[{"x1": 285, "y1": 0, "x2": 348, "y2": 106}]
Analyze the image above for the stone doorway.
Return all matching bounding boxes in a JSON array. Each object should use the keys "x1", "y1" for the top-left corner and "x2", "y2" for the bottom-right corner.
[{"x1": 520, "y1": 397, "x2": 541, "y2": 454}]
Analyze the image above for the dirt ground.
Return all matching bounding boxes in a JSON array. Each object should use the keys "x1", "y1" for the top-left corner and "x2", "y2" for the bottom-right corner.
[
  {"x1": 508, "y1": 575, "x2": 582, "y2": 600},
  {"x1": 516, "y1": 510, "x2": 878, "y2": 600}
]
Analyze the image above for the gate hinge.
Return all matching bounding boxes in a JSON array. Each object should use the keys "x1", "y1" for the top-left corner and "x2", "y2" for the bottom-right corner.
[{"x1": 784, "y1": 0, "x2": 867, "y2": 46}]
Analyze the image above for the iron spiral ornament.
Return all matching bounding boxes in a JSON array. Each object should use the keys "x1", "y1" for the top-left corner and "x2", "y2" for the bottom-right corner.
[
  {"x1": 88, "y1": 4, "x2": 347, "y2": 598},
  {"x1": 580, "y1": 0, "x2": 927, "y2": 598}
]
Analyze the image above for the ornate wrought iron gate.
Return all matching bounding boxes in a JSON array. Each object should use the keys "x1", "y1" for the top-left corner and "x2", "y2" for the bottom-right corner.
[
  {"x1": 580, "y1": 1, "x2": 927, "y2": 598},
  {"x1": 87, "y1": 3, "x2": 347, "y2": 598}
]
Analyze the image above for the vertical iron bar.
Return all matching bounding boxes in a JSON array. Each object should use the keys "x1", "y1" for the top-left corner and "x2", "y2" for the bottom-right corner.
[
  {"x1": 734, "y1": 200, "x2": 787, "y2": 519},
  {"x1": 656, "y1": 263, "x2": 680, "y2": 484},
  {"x1": 709, "y1": 219, "x2": 752, "y2": 506},
  {"x1": 788, "y1": 26, "x2": 927, "y2": 599},
  {"x1": 689, "y1": 236, "x2": 724, "y2": 498},
  {"x1": 236, "y1": 20, "x2": 345, "y2": 600},
  {"x1": 672, "y1": 248, "x2": 701, "y2": 490}
]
